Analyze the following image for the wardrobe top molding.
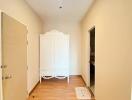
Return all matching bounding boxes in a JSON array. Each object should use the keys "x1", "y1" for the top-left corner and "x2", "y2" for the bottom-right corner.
[{"x1": 40, "y1": 30, "x2": 69, "y2": 37}]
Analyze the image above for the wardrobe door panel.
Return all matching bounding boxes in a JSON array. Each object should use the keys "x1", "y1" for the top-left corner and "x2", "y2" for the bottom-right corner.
[
  {"x1": 54, "y1": 36, "x2": 69, "y2": 71},
  {"x1": 40, "y1": 37, "x2": 54, "y2": 70}
]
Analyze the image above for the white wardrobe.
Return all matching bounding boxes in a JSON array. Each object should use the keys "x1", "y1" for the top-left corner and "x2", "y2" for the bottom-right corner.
[{"x1": 40, "y1": 30, "x2": 70, "y2": 83}]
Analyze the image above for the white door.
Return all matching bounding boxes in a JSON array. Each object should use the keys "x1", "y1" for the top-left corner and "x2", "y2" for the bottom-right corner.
[{"x1": 1, "y1": 13, "x2": 27, "y2": 100}]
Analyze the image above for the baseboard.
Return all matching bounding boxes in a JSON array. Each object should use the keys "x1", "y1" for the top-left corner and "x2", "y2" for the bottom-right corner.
[
  {"x1": 80, "y1": 75, "x2": 87, "y2": 86},
  {"x1": 87, "y1": 86, "x2": 95, "y2": 99},
  {"x1": 70, "y1": 75, "x2": 81, "y2": 77},
  {"x1": 29, "y1": 81, "x2": 40, "y2": 96},
  {"x1": 80, "y1": 75, "x2": 95, "y2": 99}
]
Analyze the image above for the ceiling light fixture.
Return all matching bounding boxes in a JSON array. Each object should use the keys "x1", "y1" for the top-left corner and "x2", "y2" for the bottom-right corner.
[
  {"x1": 59, "y1": 6, "x2": 62, "y2": 9},
  {"x1": 57, "y1": 0, "x2": 63, "y2": 9},
  {"x1": 57, "y1": 0, "x2": 64, "y2": 27}
]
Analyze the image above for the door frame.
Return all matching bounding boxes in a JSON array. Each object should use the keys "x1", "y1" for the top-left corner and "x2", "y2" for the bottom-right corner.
[{"x1": 0, "y1": 11, "x2": 3, "y2": 100}]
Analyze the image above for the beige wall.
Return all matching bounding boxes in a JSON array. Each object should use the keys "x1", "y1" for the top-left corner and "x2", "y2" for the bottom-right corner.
[
  {"x1": 0, "y1": 0, "x2": 43, "y2": 93},
  {"x1": 81, "y1": 0, "x2": 132, "y2": 100},
  {"x1": 43, "y1": 22, "x2": 82, "y2": 75}
]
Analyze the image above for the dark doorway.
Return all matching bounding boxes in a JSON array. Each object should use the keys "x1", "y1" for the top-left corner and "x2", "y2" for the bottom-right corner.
[{"x1": 89, "y1": 27, "x2": 95, "y2": 93}]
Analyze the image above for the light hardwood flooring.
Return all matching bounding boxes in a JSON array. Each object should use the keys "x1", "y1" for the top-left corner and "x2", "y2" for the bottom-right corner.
[{"x1": 28, "y1": 76, "x2": 94, "y2": 100}]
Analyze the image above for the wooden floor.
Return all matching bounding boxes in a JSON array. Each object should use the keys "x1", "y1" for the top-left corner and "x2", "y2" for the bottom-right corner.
[{"x1": 28, "y1": 76, "x2": 94, "y2": 100}]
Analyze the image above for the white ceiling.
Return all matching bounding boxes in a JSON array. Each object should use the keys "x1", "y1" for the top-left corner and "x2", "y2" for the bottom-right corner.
[{"x1": 25, "y1": 0, "x2": 93, "y2": 23}]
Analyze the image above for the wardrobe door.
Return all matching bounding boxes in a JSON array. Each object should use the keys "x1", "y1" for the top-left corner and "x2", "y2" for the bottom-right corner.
[
  {"x1": 54, "y1": 36, "x2": 69, "y2": 75},
  {"x1": 40, "y1": 36, "x2": 54, "y2": 70}
]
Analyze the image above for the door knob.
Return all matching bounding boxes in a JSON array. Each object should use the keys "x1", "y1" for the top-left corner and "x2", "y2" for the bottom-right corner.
[
  {"x1": 2, "y1": 75, "x2": 12, "y2": 80},
  {"x1": 1, "y1": 65, "x2": 7, "y2": 69}
]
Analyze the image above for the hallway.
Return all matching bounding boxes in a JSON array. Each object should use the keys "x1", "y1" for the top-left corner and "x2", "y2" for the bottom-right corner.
[
  {"x1": 28, "y1": 76, "x2": 94, "y2": 100},
  {"x1": 0, "y1": 0, "x2": 132, "y2": 100}
]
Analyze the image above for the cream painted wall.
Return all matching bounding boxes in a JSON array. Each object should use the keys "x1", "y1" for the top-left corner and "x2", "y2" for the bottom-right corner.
[
  {"x1": 0, "y1": 0, "x2": 43, "y2": 93},
  {"x1": 43, "y1": 22, "x2": 82, "y2": 75},
  {"x1": 81, "y1": 0, "x2": 132, "y2": 100}
]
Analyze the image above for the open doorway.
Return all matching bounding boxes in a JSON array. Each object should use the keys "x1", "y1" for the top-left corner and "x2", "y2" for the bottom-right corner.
[{"x1": 89, "y1": 27, "x2": 95, "y2": 94}]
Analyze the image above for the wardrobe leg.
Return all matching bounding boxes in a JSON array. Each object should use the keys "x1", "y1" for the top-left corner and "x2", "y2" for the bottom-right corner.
[{"x1": 67, "y1": 76, "x2": 69, "y2": 84}]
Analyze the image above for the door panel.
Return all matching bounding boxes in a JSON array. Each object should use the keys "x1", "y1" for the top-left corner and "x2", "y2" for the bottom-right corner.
[
  {"x1": 54, "y1": 37, "x2": 69, "y2": 69},
  {"x1": 1, "y1": 13, "x2": 27, "y2": 100},
  {"x1": 40, "y1": 37, "x2": 54, "y2": 70}
]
